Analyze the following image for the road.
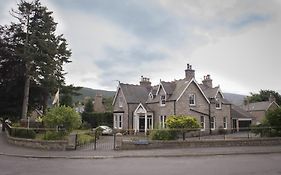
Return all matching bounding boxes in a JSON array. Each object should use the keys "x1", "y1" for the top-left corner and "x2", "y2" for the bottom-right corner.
[{"x1": 1, "y1": 153, "x2": 281, "y2": 175}]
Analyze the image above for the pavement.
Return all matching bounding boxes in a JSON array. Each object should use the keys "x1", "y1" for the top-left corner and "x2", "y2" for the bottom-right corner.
[{"x1": 1, "y1": 130, "x2": 281, "y2": 159}]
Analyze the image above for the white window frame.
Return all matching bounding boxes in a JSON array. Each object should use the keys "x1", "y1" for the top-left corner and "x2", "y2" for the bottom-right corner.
[
  {"x1": 200, "y1": 116, "x2": 205, "y2": 131},
  {"x1": 215, "y1": 98, "x2": 221, "y2": 109},
  {"x1": 114, "y1": 114, "x2": 123, "y2": 129},
  {"x1": 159, "y1": 115, "x2": 166, "y2": 128},
  {"x1": 160, "y1": 95, "x2": 166, "y2": 106},
  {"x1": 223, "y1": 117, "x2": 227, "y2": 129},
  {"x1": 210, "y1": 116, "x2": 216, "y2": 130},
  {"x1": 189, "y1": 94, "x2": 196, "y2": 106}
]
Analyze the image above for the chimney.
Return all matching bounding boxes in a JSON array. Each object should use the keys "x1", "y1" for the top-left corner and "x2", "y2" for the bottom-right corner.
[
  {"x1": 140, "y1": 76, "x2": 151, "y2": 89},
  {"x1": 269, "y1": 94, "x2": 276, "y2": 103},
  {"x1": 202, "y1": 74, "x2": 213, "y2": 88},
  {"x1": 185, "y1": 64, "x2": 195, "y2": 80}
]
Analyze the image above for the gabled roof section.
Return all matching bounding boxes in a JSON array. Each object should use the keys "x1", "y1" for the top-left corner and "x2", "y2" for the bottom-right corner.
[
  {"x1": 161, "y1": 81, "x2": 176, "y2": 95},
  {"x1": 243, "y1": 101, "x2": 280, "y2": 111},
  {"x1": 231, "y1": 104, "x2": 254, "y2": 119},
  {"x1": 199, "y1": 84, "x2": 225, "y2": 99},
  {"x1": 175, "y1": 78, "x2": 210, "y2": 103},
  {"x1": 118, "y1": 83, "x2": 149, "y2": 103}
]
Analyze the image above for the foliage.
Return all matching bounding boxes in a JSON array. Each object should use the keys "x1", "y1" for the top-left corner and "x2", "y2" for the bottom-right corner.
[
  {"x1": 251, "y1": 108, "x2": 281, "y2": 137},
  {"x1": 43, "y1": 131, "x2": 66, "y2": 140},
  {"x1": 166, "y1": 115, "x2": 200, "y2": 130},
  {"x1": 150, "y1": 129, "x2": 178, "y2": 140},
  {"x1": 43, "y1": 106, "x2": 81, "y2": 132},
  {"x1": 60, "y1": 85, "x2": 82, "y2": 107},
  {"x1": 82, "y1": 112, "x2": 113, "y2": 128},
  {"x1": 246, "y1": 90, "x2": 281, "y2": 105},
  {"x1": 103, "y1": 96, "x2": 113, "y2": 112},
  {"x1": 77, "y1": 132, "x2": 94, "y2": 145},
  {"x1": 0, "y1": 0, "x2": 72, "y2": 117},
  {"x1": 84, "y1": 99, "x2": 94, "y2": 113},
  {"x1": 11, "y1": 128, "x2": 36, "y2": 139}
]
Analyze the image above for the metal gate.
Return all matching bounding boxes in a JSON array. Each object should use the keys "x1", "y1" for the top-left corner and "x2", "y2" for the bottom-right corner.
[{"x1": 75, "y1": 131, "x2": 116, "y2": 151}]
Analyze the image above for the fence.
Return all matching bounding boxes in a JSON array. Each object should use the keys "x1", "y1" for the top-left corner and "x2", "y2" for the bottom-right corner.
[{"x1": 116, "y1": 126, "x2": 281, "y2": 141}]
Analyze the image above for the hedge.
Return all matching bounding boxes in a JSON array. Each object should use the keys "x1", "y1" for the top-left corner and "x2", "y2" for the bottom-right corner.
[
  {"x1": 82, "y1": 112, "x2": 113, "y2": 128},
  {"x1": 10, "y1": 128, "x2": 36, "y2": 139}
]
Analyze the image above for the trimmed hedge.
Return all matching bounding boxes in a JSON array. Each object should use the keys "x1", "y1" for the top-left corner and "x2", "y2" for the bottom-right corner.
[
  {"x1": 82, "y1": 112, "x2": 113, "y2": 128},
  {"x1": 11, "y1": 128, "x2": 36, "y2": 139},
  {"x1": 150, "y1": 129, "x2": 178, "y2": 140},
  {"x1": 43, "y1": 131, "x2": 67, "y2": 140}
]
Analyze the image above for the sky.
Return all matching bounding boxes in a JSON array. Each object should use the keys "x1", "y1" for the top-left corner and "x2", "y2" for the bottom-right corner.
[{"x1": 0, "y1": 0, "x2": 281, "y2": 95}]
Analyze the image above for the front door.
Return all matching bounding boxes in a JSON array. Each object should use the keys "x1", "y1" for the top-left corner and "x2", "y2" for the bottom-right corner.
[{"x1": 139, "y1": 117, "x2": 145, "y2": 132}]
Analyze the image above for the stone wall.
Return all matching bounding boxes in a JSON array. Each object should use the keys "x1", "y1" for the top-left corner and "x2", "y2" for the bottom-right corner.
[
  {"x1": 6, "y1": 131, "x2": 68, "y2": 150},
  {"x1": 120, "y1": 138, "x2": 281, "y2": 150}
]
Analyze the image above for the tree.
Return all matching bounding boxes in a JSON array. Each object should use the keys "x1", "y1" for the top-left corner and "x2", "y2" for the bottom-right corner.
[
  {"x1": 43, "y1": 106, "x2": 81, "y2": 132},
  {"x1": 84, "y1": 99, "x2": 94, "y2": 113},
  {"x1": 246, "y1": 90, "x2": 281, "y2": 105},
  {"x1": 252, "y1": 108, "x2": 281, "y2": 137},
  {"x1": 165, "y1": 115, "x2": 200, "y2": 140},
  {"x1": 60, "y1": 85, "x2": 82, "y2": 107},
  {"x1": 0, "y1": 0, "x2": 71, "y2": 119}
]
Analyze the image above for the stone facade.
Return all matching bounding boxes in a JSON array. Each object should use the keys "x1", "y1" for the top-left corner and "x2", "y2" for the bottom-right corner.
[{"x1": 113, "y1": 64, "x2": 232, "y2": 134}]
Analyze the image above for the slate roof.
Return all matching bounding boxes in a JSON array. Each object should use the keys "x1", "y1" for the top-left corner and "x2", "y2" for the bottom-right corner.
[
  {"x1": 119, "y1": 83, "x2": 149, "y2": 103},
  {"x1": 161, "y1": 81, "x2": 176, "y2": 95},
  {"x1": 243, "y1": 101, "x2": 272, "y2": 111},
  {"x1": 231, "y1": 104, "x2": 254, "y2": 119},
  {"x1": 200, "y1": 85, "x2": 219, "y2": 99}
]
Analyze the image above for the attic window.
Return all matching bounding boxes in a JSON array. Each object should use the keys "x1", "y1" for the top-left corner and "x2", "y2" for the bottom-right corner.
[
  {"x1": 215, "y1": 98, "x2": 221, "y2": 109},
  {"x1": 160, "y1": 95, "x2": 166, "y2": 106},
  {"x1": 189, "y1": 94, "x2": 196, "y2": 106}
]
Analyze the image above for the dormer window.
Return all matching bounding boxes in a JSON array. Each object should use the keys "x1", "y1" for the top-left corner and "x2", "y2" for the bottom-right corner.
[
  {"x1": 189, "y1": 94, "x2": 196, "y2": 106},
  {"x1": 160, "y1": 95, "x2": 166, "y2": 106},
  {"x1": 215, "y1": 98, "x2": 221, "y2": 109}
]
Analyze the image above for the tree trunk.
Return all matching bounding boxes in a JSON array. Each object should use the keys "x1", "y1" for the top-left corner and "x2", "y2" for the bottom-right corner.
[{"x1": 21, "y1": 74, "x2": 30, "y2": 119}]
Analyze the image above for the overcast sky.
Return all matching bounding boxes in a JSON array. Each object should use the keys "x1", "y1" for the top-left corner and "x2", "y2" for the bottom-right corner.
[{"x1": 1, "y1": 0, "x2": 281, "y2": 95}]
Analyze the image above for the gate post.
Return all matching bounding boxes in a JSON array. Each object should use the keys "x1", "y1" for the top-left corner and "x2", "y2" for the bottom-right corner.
[{"x1": 94, "y1": 129, "x2": 97, "y2": 150}]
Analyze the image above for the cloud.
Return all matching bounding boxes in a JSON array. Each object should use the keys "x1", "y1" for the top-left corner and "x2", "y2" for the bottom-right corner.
[{"x1": 1, "y1": 0, "x2": 280, "y2": 94}]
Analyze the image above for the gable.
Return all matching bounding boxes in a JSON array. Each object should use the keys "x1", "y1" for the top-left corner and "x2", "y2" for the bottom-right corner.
[
  {"x1": 156, "y1": 82, "x2": 166, "y2": 95},
  {"x1": 176, "y1": 78, "x2": 210, "y2": 103},
  {"x1": 267, "y1": 101, "x2": 280, "y2": 111},
  {"x1": 215, "y1": 89, "x2": 224, "y2": 99},
  {"x1": 134, "y1": 103, "x2": 147, "y2": 114}
]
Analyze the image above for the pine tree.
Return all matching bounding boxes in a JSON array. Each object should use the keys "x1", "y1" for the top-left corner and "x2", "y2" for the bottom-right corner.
[{"x1": 0, "y1": 0, "x2": 72, "y2": 119}]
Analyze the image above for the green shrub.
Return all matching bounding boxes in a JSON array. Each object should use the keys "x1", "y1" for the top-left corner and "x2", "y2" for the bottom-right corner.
[
  {"x1": 43, "y1": 131, "x2": 67, "y2": 140},
  {"x1": 166, "y1": 115, "x2": 200, "y2": 129},
  {"x1": 150, "y1": 129, "x2": 177, "y2": 140},
  {"x1": 43, "y1": 106, "x2": 82, "y2": 132},
  {"x1": 82, "y1": 112, "x2": 113, "y2": 128},
  {"x1": 77, "y1": 133, "x2": 94, "y2": 145},
  {"x1": 11, "y1": 128, "x2": 36, "y2": 139}
]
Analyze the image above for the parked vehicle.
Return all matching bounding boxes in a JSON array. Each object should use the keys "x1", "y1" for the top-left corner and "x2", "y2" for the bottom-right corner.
[{"x1": 96, "y1": 126, "x2": 113, "y2": 135}]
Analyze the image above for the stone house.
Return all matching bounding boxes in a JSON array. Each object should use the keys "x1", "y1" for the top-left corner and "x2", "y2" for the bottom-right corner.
[
  {"x1": 243, "y1": 95, "x2": 280, "y2": 125},
  {"x1": 112, "y1": 64, "x2": 234, "y2": 134}
]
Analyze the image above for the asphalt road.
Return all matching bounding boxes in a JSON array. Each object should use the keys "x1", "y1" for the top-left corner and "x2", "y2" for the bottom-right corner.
[{"x1": 1, "y1": 153, "x2": 281, "y2": 175}]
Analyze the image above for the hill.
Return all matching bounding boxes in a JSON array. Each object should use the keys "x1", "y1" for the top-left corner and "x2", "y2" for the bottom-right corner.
[
  {"x1": 73, "y1": 87, "x2": 115, "y2": 102},
  {"x1": 223, "y1": 93, "x2": 246, "y2": 106}
]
